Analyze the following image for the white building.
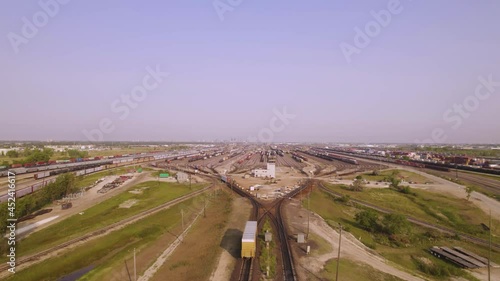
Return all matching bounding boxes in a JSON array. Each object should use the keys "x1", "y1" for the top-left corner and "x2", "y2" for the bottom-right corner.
[
  {"x1": 176, "y1": 172, "x2": 189, "y2": 183},
  {"x1": 252, "y1": 163, "x2": 275, "y2": 178},
  {"x1": 0, "y1": 147, "x2": 22, "y2": 155}
]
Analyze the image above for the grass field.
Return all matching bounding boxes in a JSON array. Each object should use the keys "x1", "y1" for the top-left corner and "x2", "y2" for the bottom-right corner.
[
  {"x1": 6, "y1": 195, "x2": 203, "y2": 281},
  {"x1": 150, "y1": 190, "x2": 233, "y2": 281},
  {"x1": 345, "y1": 169, "x2": 431, "y2": 184},
  {"x1": 320, "y1": 258, "x2": 405, "y2": 281},
  {"x1": 308, "y1": 232, "x2": 332, "y2": 256},
  {"x1": 306, "y1": 188, "x2": 496, "y2": 280},
  {"x1": 6, "y1": 181, "x2": 207, "y2": 260},
  {"x1": 322, "y1": 183, "x2": 500, "y2": 243}
]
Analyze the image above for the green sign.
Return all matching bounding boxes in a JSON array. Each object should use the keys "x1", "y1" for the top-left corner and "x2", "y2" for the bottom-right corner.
[
  {"x1": 159, "y1": 173, "x2": 169, "y2": 178},
  {"x1": 137, "y1": 168, "x2": 143, "y2": 173}
]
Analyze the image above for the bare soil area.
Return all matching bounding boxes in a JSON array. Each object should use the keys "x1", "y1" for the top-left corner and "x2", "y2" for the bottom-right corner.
[
  {"x1": 209, "y1": 197, "x2": 252, "y2": 281},
  {"x1": 283, "y1": 199, "x2": 425, "y2": 281}
]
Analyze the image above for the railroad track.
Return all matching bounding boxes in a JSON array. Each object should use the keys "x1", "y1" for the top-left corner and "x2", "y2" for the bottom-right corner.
[
  {"x1": 226, "y1": 179, "x2": 308, "y2": 281},
  {"x1": 427, "y1": 169, "x2": 500, "y2": 196},
  {"x1": 316, "y1": 183, "x2": 500, "y2": 251},
  {"x1": 238, "y1": 258, "x2": 253, "y2": 281},
  {"x1": 0, "y1": 184, "x2": 214, "y2": 274}
]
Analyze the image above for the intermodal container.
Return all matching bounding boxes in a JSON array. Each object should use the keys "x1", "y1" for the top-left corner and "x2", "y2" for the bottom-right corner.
[{"x1": 241, "y1": 221, "x2": 257, "y2": 258}]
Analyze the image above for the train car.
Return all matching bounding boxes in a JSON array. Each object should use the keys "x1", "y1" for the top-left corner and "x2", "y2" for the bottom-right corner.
[
  {"x1": 16, "y1": 186, "x2": 33, "y2": 198},
  {"x1": 11, "y1": 164, "x2": 22, "y2": 168},
  {"x1": 241, "y1": 221, "x2": 257, "y2": 258},
  {"x1": 424, "y1": 164, "x2": 450, "y2": 172},
  {"x1": 34, "y1": 171, "x2": 50, "y2": 180}
]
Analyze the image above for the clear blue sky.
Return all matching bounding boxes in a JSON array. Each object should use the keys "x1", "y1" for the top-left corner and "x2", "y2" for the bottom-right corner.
[{"x1": 1, "y1": 0, "x2": 499, "y2": 143}]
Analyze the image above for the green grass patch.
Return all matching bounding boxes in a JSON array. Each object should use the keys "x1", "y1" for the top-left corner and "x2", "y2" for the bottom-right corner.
[
  {"x1": 308, "y1": 232, "x2": 332, "y2": 256},
  {"x1": 308, "y1": 187, "x2": 499, "y2": 280},
  {"x1": 259, "y1": 218, "x2": 277, "y2": 278},
  {"x1": 321, "y1": 258, "x2": 405, "y2": 281},
  {"x1": 322, "y1": 183, "x2": 500, "y2": 243},
  {"x1": 345, "y1": 169, "x2": 430, "y2": 184},
  {"x1": 6, "y1": 196, "x2": 201, "y2": 281},
  {"x1": 5, "y1": 181, "x2": 207, "y2": 260}
]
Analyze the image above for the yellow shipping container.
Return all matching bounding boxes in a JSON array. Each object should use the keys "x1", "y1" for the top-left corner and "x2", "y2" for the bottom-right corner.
[{"x1": 241, "y1": 221, "x2": 257, "y2": 258}]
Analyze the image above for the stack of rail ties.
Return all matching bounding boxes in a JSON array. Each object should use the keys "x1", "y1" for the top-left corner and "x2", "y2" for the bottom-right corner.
[{"x1": 430, "y1": 246, "x2": 491, "y2": 269}]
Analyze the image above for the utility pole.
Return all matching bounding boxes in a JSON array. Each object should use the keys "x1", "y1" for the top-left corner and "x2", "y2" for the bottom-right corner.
[
  {"x1": 335, "y1": 224, "x2": 342, "y2": 281},
  {"x1": 455, "y1": 163, "x2": 458, "y2": 180},
  {"x1": 488, "y1": 209, "x2": 491, "y2": 281},
  {"x1": 204, "y1": 198, "x2": 207, "y2": 218},
  {"x1": 307, "y1": 192, "x2": 310, "y2": 240},
  {"x1": 181, "y1": 208, "x2": 185, "y2": 231},
  {"x1": 133, "y1": 248, "x2": 136, "y2": 281}
]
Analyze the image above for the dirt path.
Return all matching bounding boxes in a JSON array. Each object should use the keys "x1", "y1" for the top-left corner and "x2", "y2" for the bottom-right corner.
[
  {"x1": 285, "y1": 199, "x2": 425, "y2": 281},
  {"x1": 399, "y1": 167, "x2": 500, "y2": 219},
  {"x1": 138, "y1": 210, "x2": 204, "y2": 281},
  {"x1": 209, "y1": 197, "x2": 252, "y2": 281},
  {"x1": 340, "y1": 158, "x2": 500, "y2": 219}
]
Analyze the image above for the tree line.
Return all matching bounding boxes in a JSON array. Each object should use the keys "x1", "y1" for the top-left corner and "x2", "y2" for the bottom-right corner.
[
  {"x1": 0, "y1": 173, "x2": 77, "y2": 235},
  {"x1": 2, "y1": 148, "x2": 89, "y2": 165}
]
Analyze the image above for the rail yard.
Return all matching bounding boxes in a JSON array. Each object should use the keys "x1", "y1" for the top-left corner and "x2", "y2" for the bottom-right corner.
[{"x1": 0, "y1": 143, "x2": 499, "y2": 281}]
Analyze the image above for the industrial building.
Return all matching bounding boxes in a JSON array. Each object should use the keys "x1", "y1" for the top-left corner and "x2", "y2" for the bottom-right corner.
[
  {"x1": 252, "y1": 163, "x2": 276, "y2": 178},
  {"x1": 241, "y1": 221, "x2": 257, "y2": 258},
  {"x1": 176, "y1": 172, "x2": 189, "y2": 182}
]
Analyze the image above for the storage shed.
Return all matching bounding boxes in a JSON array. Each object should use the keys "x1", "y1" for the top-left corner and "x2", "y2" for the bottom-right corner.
[{"x1": 241, "y1": 221, "x2": 257, "y2": 258}]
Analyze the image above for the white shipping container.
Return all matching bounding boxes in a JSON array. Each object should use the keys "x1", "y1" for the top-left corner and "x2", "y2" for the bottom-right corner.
[{"x1": 242, "y1": 221, "x2": 257, "y2": 243}]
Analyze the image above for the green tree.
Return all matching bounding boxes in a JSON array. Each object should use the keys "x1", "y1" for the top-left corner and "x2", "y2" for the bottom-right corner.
[
  {"x1": 23, "y1": 147, "x2": 54, "y2": 163},
  {"x1": 6, "y1": 150, "x2": 19, "y2": 158},
  {"x1": 382, "y1": 213, "x2": 411, "y2": 235},
  {"x1": 351, "y1": 175, "x2": 365, "y2": 191},
  {"x1": 355, "y1": 210, "x2": 379, "y2": 232},
  {"x1": 67, "y1": 149, "x2": 88, "y2": 159}
]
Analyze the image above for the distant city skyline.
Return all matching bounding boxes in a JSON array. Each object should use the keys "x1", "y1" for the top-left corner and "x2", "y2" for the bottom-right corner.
[{"x1": 1, "y1": 1, "x2": 499, "y2": 143}]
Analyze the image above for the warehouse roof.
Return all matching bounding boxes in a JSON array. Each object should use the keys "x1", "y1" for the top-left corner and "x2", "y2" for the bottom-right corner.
[{"x1": 242, "y1": 221, "x2": 257, "y2": 242}]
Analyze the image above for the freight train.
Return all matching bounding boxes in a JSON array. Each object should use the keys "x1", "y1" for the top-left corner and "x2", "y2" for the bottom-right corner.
[
  {"x1": 0, "y1": 150, "x2": 200, "y2": 178},
  {"x1": 324, "y1": 148, "x2": 500, "y2": 175},
  {"x1": 0, "y1": 164, "x2": 106, "y2": 203},
  {"x1": 0, "y1": 150, "x2": 204, "y2": 203},
  {"x1": 291, "y1": 153, "x2": 307, "y2": 163},
  {"x1": 302, "y1": 149, "x2": 358, "y2": 165}
]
